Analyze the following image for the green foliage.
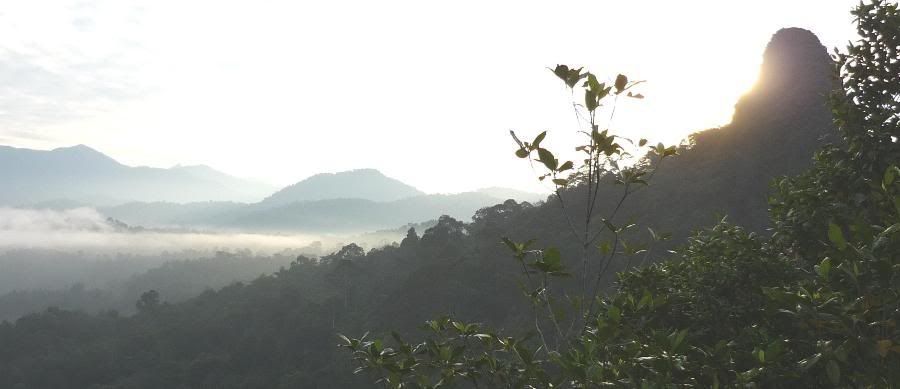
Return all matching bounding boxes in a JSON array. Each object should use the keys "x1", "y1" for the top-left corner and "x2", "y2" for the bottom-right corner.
[
  {"x1": 345, "y1": 1, "x2": 900, "y2": 387},
  {"x1": 0, "y1": 3, "x2": 895, "y2": 388},
  {"x1": 345, "y1": 57, "x2": 683, "y2": 387}
]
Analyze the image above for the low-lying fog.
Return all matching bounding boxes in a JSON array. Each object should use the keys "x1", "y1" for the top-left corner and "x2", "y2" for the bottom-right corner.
[
  {"x1": 1, "y1": 207, "x2": 323, "y2": 254},
  {"x1": 0, "y1": 207, "x2": 418, "y2": 321},
  {"x1": 0, "y1": 207, "x2": 403, "y2": 255}
]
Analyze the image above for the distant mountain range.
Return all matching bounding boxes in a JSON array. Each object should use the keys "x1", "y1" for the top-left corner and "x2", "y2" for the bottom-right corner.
[
  {"x1": 0, "y1": 145, "x2": 544, "y2": 232},
  {"x1": 0, "y1": 144, "x2": 275, "y2": 205},
  {"x1": 100, "y1": 182, "x2": 544, "y2": 233},
  {"x1": 0, "y1": 26, "x2": 851, "y2": 387}
]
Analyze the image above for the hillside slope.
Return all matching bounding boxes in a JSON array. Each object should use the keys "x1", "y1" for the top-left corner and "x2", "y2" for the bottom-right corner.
[
  {"x1": 0, "y1": 28, "x2": 840, "y2": 388},
  {"x1": 562, "y1": 27, "x2": 835, "y2": 242}
]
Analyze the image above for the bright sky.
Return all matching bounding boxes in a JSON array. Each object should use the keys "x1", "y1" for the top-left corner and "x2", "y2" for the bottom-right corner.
[{"x1": 0, "y1": 0, "x2": 860, "y2": 193}]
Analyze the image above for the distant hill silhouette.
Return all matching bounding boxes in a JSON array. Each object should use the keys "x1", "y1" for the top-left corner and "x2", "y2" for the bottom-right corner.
[
  {"x1": 102, "y1": 188, "x2": 533, "y2": 233},
  {"x1": 0, "y1": 145, "x2": 275, "y2": 205},
  {"x1": 260, "y1": 169, "x2": 425, "y2": 206},
  {"x1": 234, "y1": 192, "x2": 506, "y2": 232},
  {"x1": 0, "y1": 144, "x2": 539, "y2": 231},
  {"x1": 99, "y1": 168, "x2": 543, "y2": 232},
  {"x1": 0, "y1": 28, "x2": 846, "y2": 388}
]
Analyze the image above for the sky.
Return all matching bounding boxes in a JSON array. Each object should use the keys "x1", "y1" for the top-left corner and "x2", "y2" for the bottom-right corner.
[{"x1": 0, "y1": 0, "x2": 861, "y2": 194}]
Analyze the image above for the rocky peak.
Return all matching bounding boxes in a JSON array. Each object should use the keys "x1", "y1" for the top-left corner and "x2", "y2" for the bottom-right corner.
[
  {"x1": 730, "y1": 28, "x2": 834, "y2": 133},
  {"x1": 756, "y1": 28, "x2": 832, "y2": 94}
]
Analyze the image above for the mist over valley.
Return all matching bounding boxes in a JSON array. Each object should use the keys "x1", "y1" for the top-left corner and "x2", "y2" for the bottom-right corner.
[{"x1": 1, "y1": 1, "x2": 897, "y2": 387}]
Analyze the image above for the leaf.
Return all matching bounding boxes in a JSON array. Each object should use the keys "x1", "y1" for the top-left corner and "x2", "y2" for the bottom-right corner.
[
  {"x1": 515, "y1": 148, "x2": 529, "y2": 158},
  {"x1": 532, "y1": 131, "x2": 547, "y2": 149},
  {"x1": 614, "y1": 74, "x2": 628, "y2": 93},
  {"x1": 552, "y1": 178, "x2": 568, "y2": 186},
  {"x1": 647, "y1": 227, "x2": 658, "y2": 241},
  {"x1": 585, "y1": 89, "x2": 599, "y2": 112},
  {"x1": 585, "y1": 73, "x2": 602, "y2": 91},
  {"x1": 542, "y1": 247, "x2": 561, "y2": 265},
  {"x1": 828, "y1": 222, "x2": 847, "y2": 250},
  {"x1": 591, "y1": 128, "x2": 608, "y2": 145},
  {"x1": 558, "y1": 161, "x2": 574, "y2": 172},
  {"x1": 598, "y1": 240, "x2": 611, "y2": 255},
  {"x1": 510, "y1": 130, "x2": 525, "y2": 149},
  {"x1": 638, "y1": 138, "x2": 648, "y2": 147},
  {"x1": 551, "y1": 65, "x2": 585, "y2": 88},
  {"x1": 568, "y1": 68, "x2": 586, "y2": 87},
  {"x1": 765, "y1": 340, "x2": 783, "y2": 361},
  {"x1": 637, "y1": 291, "x2": 652, "y2": 310},
  {"x1": 501, "y1": 237, "x2": 518, "y2": 253},
  {"x1": 883, "y1": 165, "x2": 897, "y2": 190},
  {"x1": 881, "y1": 223, "x2": 900, "y2": 241},
  {"x1": 672, "y1": 329, "x2": 688, "y2": 351},
  {"x1": 607, "y1": 305, "x2": 621, "y2": 323},
  {"x1": 537, "y1": 148, "x2": 558, "y2": 170},
  {"x1": 552, "y1": 65, "x2": 570, "y2": 83}
]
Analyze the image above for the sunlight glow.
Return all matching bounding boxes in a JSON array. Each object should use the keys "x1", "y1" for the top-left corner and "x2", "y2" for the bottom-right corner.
[{"x1": 0, "y1": 0, "x2": 859, "y2": 193}]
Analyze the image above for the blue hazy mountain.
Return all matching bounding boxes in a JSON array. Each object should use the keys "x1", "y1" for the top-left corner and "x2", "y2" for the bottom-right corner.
[
  {"x1": 97, "y1": 168, "x2": 544, "y2": 232},
  {"x1": 259, "y1": 169, "x2": 425, "y2": 206},
  {"x1": 101, "y1": 187, "x2": 541, "y2": 233},
  {"x1": 0, "y1": 144, "x2": 541, "y2": 232},
  {"x1": 0, "y1": 144, "x2": 275, "y2": 205}
]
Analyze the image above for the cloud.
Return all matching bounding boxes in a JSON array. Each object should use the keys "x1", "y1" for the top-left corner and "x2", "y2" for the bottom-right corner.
[
  {"x1": 0, "y1": 207, "x2": 325, "y2": 254},
  {"x1": 0, "y1": 1, "x2": 152, "y2": 142}
]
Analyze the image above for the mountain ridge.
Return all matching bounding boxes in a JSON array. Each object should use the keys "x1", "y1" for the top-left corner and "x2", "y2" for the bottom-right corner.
[
  {"x1": 260, "y1": 168, "x2": 426, "y2": 206},
  {"x1": 0, "y1": 26, "x2": 851, "y2": 388},
  {"x1": 0, "y1": 144, "x2": 275, "y2": 205},
  {"x1": 1, "y1": 143, "x2": 543, "y2": 231}
]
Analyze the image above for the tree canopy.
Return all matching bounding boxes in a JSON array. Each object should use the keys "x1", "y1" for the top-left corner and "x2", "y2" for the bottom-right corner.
[{"x1": 342, "y1": 1, "x2": 900, "y2": 387}]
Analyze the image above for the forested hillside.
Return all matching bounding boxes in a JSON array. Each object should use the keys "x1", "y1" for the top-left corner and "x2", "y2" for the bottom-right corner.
[
  {"x1": 2, "y1": 2, "x2": 897, "y2": 387},
  {"x1": 0, "y1": 250, "x2": 300, "y2": 322},
  {"x1": 343, "y1": 2, "x2": 900, "y2": 387}
]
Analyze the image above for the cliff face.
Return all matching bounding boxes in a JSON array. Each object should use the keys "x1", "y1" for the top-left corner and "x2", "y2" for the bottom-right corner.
[
  {"x1": 752, "y1": 28, "x2": 833, "y2": 97},
  {"x1": 654, "y1": 27, "x2": 835, "y2": 233},
  {"x1": 668, "y1": 28, "x2": 834, "y2": 231},
  {"x1": 729, "y1": 28, "x2": 835, "y2": 147}
]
